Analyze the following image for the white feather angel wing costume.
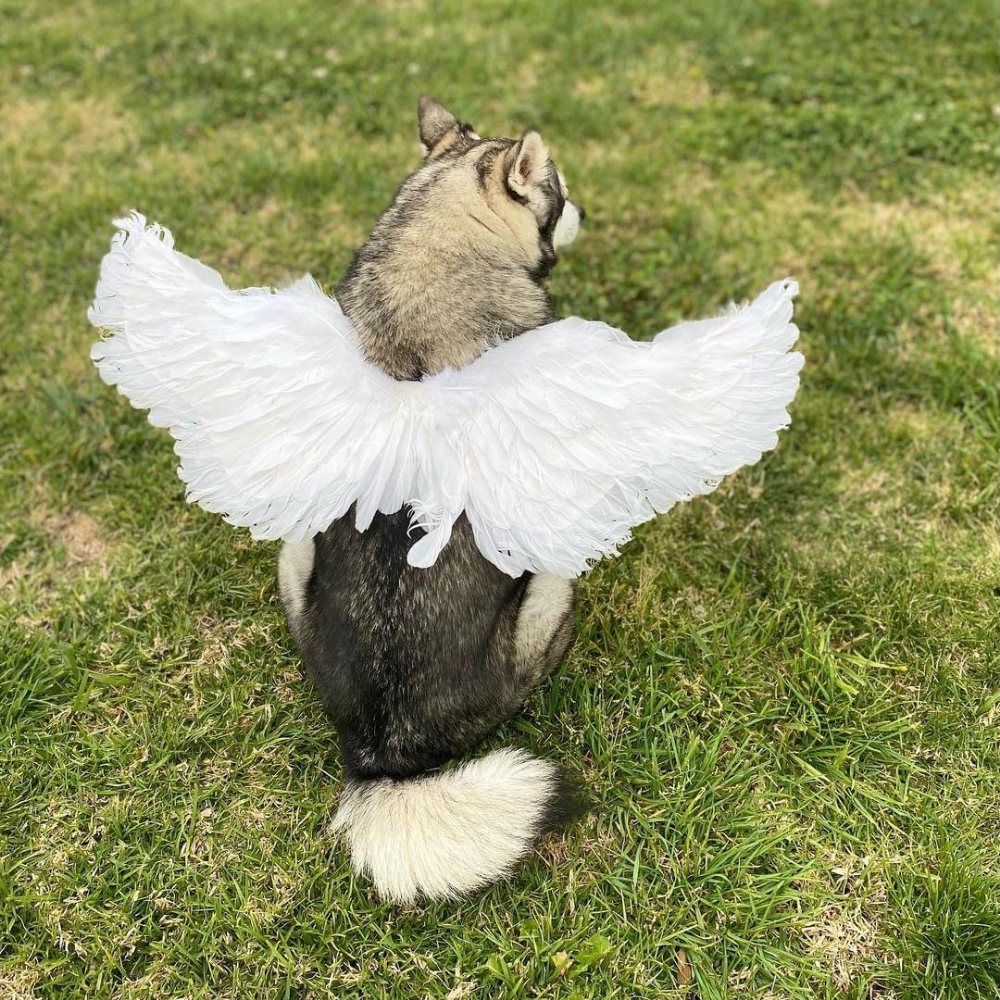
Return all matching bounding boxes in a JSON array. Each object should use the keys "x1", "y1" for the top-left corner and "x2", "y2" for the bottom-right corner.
[{"x1": 90, "y1": 213, "x2": 803, "y2": 579}]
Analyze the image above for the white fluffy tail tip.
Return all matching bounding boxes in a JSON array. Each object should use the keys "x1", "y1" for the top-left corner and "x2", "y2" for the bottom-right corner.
[{"x1": 331, "y1": 748, "x2": 577, "y2": 903}]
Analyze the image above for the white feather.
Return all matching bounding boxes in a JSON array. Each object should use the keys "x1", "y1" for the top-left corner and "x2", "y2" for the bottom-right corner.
[{"x1": 90, "y1": 214, "x2": 803, "y2": 578}]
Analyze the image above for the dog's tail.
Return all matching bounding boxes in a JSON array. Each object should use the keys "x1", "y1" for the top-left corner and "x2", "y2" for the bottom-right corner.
[{"x1": 331, "y1": 747, "x2": 581, "y2": 903}]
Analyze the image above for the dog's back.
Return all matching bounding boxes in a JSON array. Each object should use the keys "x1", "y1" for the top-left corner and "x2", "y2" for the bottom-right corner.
[{"x1": 278, "y1": 98, "x2": 585, "y2": 902}]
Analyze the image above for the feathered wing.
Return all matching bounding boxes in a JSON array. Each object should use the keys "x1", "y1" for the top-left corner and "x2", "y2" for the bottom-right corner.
[
  {"x1": 409, "y1": 281, "x2": 803, "y2": 577},
  {"x1": 89, "y1": 213, "x2": 420, "y2": 541},
  {"x1": 91, "y1": 215, "x2": 802, "y2": 578}
]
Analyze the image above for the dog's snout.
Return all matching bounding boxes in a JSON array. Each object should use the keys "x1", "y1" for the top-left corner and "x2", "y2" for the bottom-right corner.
[
  {"x1": 554, "y1": 199, "x2": 584, "y2": 248},
  {"x1": 575, "y1": 203, "x2": 586, "y2": 223}
]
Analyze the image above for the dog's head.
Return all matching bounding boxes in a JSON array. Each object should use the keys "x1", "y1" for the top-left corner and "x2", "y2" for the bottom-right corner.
[{"x1": 398, "y1": 96, "x2": 584, "y2": 279}]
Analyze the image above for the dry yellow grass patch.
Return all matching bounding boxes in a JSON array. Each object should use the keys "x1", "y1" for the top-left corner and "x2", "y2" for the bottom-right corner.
[
  {"x1": 1, "y1": 507, "x2": 121, "y2": 637},
  {"x1": 2, "y1": 509, "x2": 114, "y2": 593},
  {"x1": 798, "y1": 849, "x2": 901, "y2": 992},
  {"x1": 35, "y1": 510, "x2": 114, "y2": 574},
  {"x1": 836, "y1": 183, "x2": 998, "y2": 350},
  {"x1": 802, "y1": 901, "x2": 884, "y2": 989},
  {"x1": 949, "y1": 298, "x2": 998, "y2": 357},
  {"x1": 627, "y1": 46, "x2": 713, "y2": 108},
  {"x1": 1, "y1": 95, "x2": 138, "y2": 188},
  {"x1": 0, "y1": 967, "x2": 43, "y2": 1000},
  {"x1": 841, "y1": 184, "x2": 996, "y2": 284},
  {"x1": 572, "y1": 77, "x2": 607, "y2": 99},
  {"x1": 833, "y1": 462, "x2": 899, "y2": 514}
]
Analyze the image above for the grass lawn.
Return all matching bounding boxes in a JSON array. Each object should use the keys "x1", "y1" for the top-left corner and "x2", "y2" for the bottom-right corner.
[{"x1": 2, "y1": 0, "x2": 998, "y2": 996}]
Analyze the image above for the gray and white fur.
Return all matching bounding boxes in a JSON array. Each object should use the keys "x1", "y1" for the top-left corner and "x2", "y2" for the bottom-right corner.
[{"x1": 278, "y1": 97, "x2": 586, "y2": 903}]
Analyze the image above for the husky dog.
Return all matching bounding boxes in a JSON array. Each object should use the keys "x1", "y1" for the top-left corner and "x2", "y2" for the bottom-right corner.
[{"x1": 278, "y1": 97, "x2": 586, "y2": 903}]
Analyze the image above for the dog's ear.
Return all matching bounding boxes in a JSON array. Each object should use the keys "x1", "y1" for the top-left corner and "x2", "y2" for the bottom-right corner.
[
  {"x1": 418, "y1": 95, "x2": 460, "y2": 156},
  {"x1": 507, "y1": 130, "x2": 550, "y2": 197}
]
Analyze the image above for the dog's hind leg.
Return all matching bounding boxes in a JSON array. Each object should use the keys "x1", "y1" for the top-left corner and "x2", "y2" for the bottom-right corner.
[
  {"x1": 277, "y1": 539, "x2": 316, "y2": 639},
  {"x1": 512, "y1": 574, "x2": 577, "y2": 686}
]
